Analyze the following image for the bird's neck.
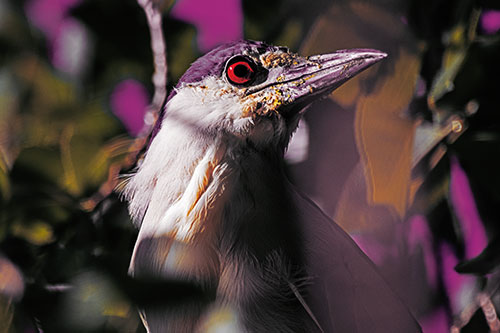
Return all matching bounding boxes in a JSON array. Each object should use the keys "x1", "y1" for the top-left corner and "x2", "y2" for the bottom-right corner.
[
  {"x1": 220, "y1": 144, "x2": 300, "y2": 258},
  {"x1": 213, "y1": 142, "x2": 309, "y2": 332},
  {"x1": 129, "y1": 103, "x2": 294, "y2": 237}
]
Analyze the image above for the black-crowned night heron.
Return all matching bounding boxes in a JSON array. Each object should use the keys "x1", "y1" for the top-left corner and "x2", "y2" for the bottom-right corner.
[{"x1": 123, "y1": 40, "x2": 420, "y2": 332}]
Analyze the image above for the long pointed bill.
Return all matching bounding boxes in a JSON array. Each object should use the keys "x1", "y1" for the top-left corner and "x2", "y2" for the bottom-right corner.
[
  {"x1": 289, "y1": 49, "x2": 386, "y2": 97},
  {"x1": 248, "y1": 49, "x2": 387, "y2": 115}
]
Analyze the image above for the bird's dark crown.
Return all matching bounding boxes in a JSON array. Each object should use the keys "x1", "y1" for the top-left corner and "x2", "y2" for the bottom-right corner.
[{"x1": 176, "y1": 40, "x2": 283, "y2": 87}]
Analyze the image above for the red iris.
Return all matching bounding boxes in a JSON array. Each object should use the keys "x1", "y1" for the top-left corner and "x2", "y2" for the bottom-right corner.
[{"x1": 226, "y1": 60, "x2": 254, "y2": 85}]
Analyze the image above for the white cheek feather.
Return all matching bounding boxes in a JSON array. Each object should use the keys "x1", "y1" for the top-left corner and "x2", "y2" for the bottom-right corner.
[
  {"x1": 167, "y1": 76, "x2": 287, "y2": 141},
  {"x1": 167, "y1": 77, "x2": 254, "y2": 134}
]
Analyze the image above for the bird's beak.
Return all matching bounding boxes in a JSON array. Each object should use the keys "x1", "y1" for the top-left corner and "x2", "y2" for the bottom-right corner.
[
  {"x1": 285, "y1": 49, "x2": 387, "y2": 100},
  {"x1": 247, "y1": 49, "x2": 387, "y2": 115}
]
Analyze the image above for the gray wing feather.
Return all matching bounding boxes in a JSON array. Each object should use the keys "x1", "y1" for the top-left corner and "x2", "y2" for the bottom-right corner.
[{"x1": 291, "y1": 185, "x2": 422, "y2": 332}]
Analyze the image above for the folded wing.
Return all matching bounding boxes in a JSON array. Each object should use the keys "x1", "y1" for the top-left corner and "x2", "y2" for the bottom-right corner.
[{"x1": 291, "y1": 185, "x2": 421, "y2": 332}]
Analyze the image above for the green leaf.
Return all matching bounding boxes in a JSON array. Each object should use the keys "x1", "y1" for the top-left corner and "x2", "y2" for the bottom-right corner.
[{"x1": 10, "y1": 220, "x2": 54, "y2": 246}]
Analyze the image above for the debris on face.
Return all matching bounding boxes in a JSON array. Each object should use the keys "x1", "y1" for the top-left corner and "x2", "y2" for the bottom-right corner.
[
  {"x1": 241, "y1": 99, "x2": 259, "y2": 118},
  {"x1": 240, "y1": 83, "x2": 296, "y2": 119},
  {"x1": 260, "y1": 51, "x2": 298, "y2": 69},
  {"x1": 292, "y1": 74, "x2": 316, "y2": 87},
  {"x1": 242, "y1": 91, "x2": 282, "y2": 117},
  {"x1": 217, "y1": 88, "x2": 231, "y2": 96},
  {"x1": 302, "y1": 74, "x2": 316, "y2": 83}
]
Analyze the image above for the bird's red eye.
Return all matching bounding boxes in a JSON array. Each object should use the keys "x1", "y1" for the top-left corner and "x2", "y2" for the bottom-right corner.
[{"x1": 226, "y1": 60, "x2": 255, "y2": 85}]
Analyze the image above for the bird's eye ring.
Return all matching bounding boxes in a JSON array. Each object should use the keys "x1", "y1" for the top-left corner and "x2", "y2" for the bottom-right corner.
[{"x1": 226, "y1": 58, "x2": 255, "y2": 85}]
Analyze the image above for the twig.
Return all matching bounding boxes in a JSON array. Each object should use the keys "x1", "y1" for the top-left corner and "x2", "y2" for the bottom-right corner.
[
  {"x1": 81, "y1": 0, "x2": 168, "y2": 211},
  {"x1": 450, "y1": 289, "x2": 500, "y2": 332},
  {"x1": 137, "y1": 0, "x2": 168, "y2": 130}
]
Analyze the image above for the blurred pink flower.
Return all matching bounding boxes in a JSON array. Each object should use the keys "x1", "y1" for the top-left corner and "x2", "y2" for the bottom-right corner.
[
  {"x1": 440, "y1": 242, "x2": 475, "y2": 313},
  {"x1": 25, "y1": 0, "x2": 89, "y2": 75},
  {"x1": 52, "y1": 18, "x2": 90, "y2": 76},
  {"x1": 110, "y1": 79, "x2": 149, "y2": 136},
  {"x1": 450, "y1": 157, "x2": 487, "y2": 260},
  {"x1": 25, "y1": 0, "x2": 81, "y2": 37},
  {"x1": 481, "y1": 10, "x2": 500, "y2": 35},
  {"x1": 171, "y1": 0, "x2": 243, "y2": 52},
  {"x1": 432, "y1": 157, "x2": 486, "y2": 314},
  {"x1": 0, "y1": 255, "x2": 24, "y2": 301}
]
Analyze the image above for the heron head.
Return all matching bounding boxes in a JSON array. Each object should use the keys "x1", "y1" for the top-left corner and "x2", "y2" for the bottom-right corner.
[{"x1": 156, "y1": 40, "x2": 386, "y2": 149}]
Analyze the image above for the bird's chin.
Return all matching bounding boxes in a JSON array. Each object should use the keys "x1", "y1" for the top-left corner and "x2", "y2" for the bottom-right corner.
[
  {"x1": 276, "y1": 103, "x2": 306, "y2": 122},
  {"x1": 277, "y1": 92, "x2": 326, "y2": 120}
]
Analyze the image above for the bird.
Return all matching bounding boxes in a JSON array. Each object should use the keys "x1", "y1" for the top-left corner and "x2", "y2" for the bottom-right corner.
[{"x1": 123, "y1": 40, "x2": 421, "y2": 332}]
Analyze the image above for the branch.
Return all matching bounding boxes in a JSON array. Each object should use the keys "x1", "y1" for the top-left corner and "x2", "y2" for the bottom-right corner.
[{"x1": 137, "y1": 0, "x2": 168, "y2": 130}]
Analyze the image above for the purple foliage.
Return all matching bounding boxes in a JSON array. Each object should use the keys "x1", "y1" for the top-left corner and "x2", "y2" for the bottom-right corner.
[
  {"x1": 420, "y1": 307, "x2": 449, "y2": 333},
  {"x1": 481, "y1": 10, "x2": 500, "y2": 35},
  {"x1": 171, "y1": 0, "x2": 243, "y2": 52},
  {"x1": 25, "y1": 0, "x2": 86, "y2": 74},
  {"x1": 25, "y1": 0, "x2": 81, "y2": 37},
  {"x1": 440, "y1": 242, "x2": 474, "y2": 313},
  {"x1": 110, "y1": 79, "x2": 149, "y2": 136},
  {"x1": 450, "y1": 157, "x2": 487, "y2": 260}
]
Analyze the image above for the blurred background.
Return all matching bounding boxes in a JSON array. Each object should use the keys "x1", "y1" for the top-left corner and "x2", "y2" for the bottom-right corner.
[{"x1": 1, "y1": 0, "x2": 500, "y2": 331}]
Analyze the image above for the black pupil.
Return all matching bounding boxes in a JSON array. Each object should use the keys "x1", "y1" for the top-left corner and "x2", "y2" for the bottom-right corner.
[{"x1": 234, "y1": 64, "x2": 250, "y2": 78}]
